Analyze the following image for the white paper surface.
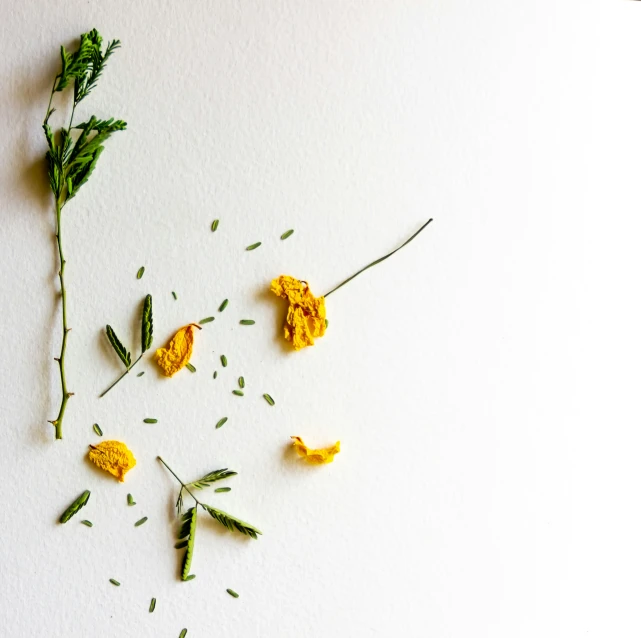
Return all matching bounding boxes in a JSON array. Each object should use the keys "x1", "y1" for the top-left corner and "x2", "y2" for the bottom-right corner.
[{"x1": 1, "y1": 1, "x2": 639, "y2": 636}]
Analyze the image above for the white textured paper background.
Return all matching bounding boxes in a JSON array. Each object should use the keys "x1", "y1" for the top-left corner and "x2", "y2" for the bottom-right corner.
[{"x1": 1, "y1": 1, "x2": 639, "y2": 637}]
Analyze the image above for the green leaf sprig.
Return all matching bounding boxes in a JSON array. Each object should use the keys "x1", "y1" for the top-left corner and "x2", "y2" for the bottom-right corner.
[
  {"x1": 100, "y1": 294, "x2": 153, "y2": 397},
  {"x1": 158, "y1": 457, "x2": 261, "y2": 581},
  {"x1": 44, "y1": 29, "x2": 126, "y2": 439}
]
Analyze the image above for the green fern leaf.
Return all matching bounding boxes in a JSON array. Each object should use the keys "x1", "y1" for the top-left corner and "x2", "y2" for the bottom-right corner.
[
  {"x1": 59, "y1": 490, "x2": 91, "y2": 524},
  {"x1": 187, "y1": 469, "x2": 237, "y2": 491},
  {"x1": 202, "y1": 505, "x2": 261, "y2": 540},
  {"x1": 105, "y1": 325, "x2": 131, "y2": 368},
  {"x1": 141, "y1": 294, "x2": 153, "y2": 353},
  {"x1": 177, "y1": 507, "x2": 197, "y2": 580}
]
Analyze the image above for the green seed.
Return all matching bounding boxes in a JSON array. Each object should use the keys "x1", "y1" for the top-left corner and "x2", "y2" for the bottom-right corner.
[
  {"x1": 213, "y1": 370, "x2": 218, "y2": 379},
  {"x1": 239, "y1": 319, "x2": 255, "y2": 325},
  {"x1": 199, "y1": 316, "x2": 215, "y2": 324},
  {"x1": 137, "y1": 371, "x2": 145, "y2": 377},
  {"x1": 226, "y1": 588, "x2": 239, "y2": 598},
  {"x1": 238, "y1": 376, "x2": 245, "y2": 388},
  {"x1": 325, "y1": 319, "x2": 329, "y2": 328},
  {"x1": 93, "y1": 423, "x2": 103, "y2": 436},
  {"x1": 184, "y1": 574, "x2": 196, "y2": 582},
  {"x1": 232, "y1": 390, "x2": 244, "y2": 397},
  {"x1": 246, "y1": 242, "x2": 261, "y2": 251},
  {"x1": 211, "y1": 219, "x2": 219, "y2": 232},
  {"x1": 186, "y1": 363, "x2": 196, "y2": 373},
  {"x1": 218, "y1": 299, "x2": 228, "y2": 312},
  {"x1": 263, "y1": 393, "x2": 275, "y2": 406},
  {"x1": 81, "y1": 520, "x2": 93, "y2": 527},
  {"x1": 143, "y1": 418, "x2": 157, "y2": 424},
  {"x1": 215, "y1": 417, "x2": 228, "y2": 429},
  {"x1": 221, "y1": 355, "x2": 227, "y2": 367},
  {"x1": 215, "y1": 487, "x2": 231, "y2": 493},
  {"x1": 179, "y1": 629, "x2": 188, "y2": 638},
  {"x1": 127, "y1": 493, "x2": 135, "y2": 506},
  {"x1": 137, "y1": 266, "x2": 145, "y2": 279},
  {"x1": 172, "y1": 291, "x2": 178, "y2": 300},
  {"x1": 280, "y1": 229, "x2": 294, "y2": 240},
  {"x1": 134, "y1": 517, "x2": 148, "y2": 527},
  {"x1": 109, "y1": 579, "x2": 120, "y2": 587},
  {"x1": 149, "y1": 598, "x2": 156, "y2": 613}
]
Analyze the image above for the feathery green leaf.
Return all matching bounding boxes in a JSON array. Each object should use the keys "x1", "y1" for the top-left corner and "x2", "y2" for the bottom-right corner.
[
  {"x1": 141, "y1": 294, "x2": 153, "y2": 352},
  {"x1": 105, "y1": 324, "x2": 131, "y2": 368},
  {"x1": 177, "y1": 507, "x2": 197, "y2": 581},
  {"x1": 202, "y1": 504, "x2": 261, "y2": 539},
  {"x1": 59, "y1": 490, "x2": 90, "y2": 524},
  {"x1": 187, "y1": 469, "x2": 237, "y2": 490}
]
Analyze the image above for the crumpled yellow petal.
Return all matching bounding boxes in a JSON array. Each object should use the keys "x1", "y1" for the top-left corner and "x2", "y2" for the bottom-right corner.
[
  {"x1": 155, "y1": 324, "x2": 201, "y2": 377},
  {"x1": 88, "y1": 440, "x2": 136, "y2": 482},
  {"x1": 291, "y1": 436, "x2": 340, "y2": 464},
  {"x1": 270, "y1": 276, "x2": 326, "y2": 350}
]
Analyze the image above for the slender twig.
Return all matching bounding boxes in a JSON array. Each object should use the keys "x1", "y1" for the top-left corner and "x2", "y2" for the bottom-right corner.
[
  {"x1": 157, "y1": 457, "x2": 202, "y2": 506},
  {"x1": 99, "y1": 354, "x2": 143, "y2": 398},
  {"x1": 49, "y1": 198, "x2": 72, "y2": 440},
  {"x1": 324, "y1": 219, "x2": 433, "y2": 298}
]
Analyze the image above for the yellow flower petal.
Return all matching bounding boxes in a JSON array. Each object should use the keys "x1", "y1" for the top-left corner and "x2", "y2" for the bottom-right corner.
[
  {"x1": 291, "y1": 436, "x2": 340, "y2": 464},
  {"x1": 88, "y1": 441, "x2": 136, "y2": 482},
  {"x1": 271, "y1": 276, "x2": 326, "y2": 351},
  {"x1": 155, "y1": 324, "x2": 201, "y2": 377}
]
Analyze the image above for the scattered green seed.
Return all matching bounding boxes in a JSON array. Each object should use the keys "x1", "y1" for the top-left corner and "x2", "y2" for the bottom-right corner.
[
  {"x1": 199, "y1": 316, "x2": 215, "y2": 324},
  {"x1": 325, "y1": 319, "x2": 329, "y2": 328},
  {"x1": 127, "y1": 493, "x2": 136, "y2": 506},
  {"x1": 218, "y1": 299, "x2": 228, "y2": 312},
  {"x1": 179, "y1": 629, "x2": 188, "y2": 638},
  {"x1": 81, "y1": 519, "x2": 93, "y2": 527},
  {"x1": 93, "y1": 423, "x2": 103, "y2": 436},
  {"x1": 226, "y1": 588, "x2": 239, "y2": 598},
  {"x1": 135, "y1": 517, "x2": 148, "y2": 527},
  {"x1": 215, "y1": 487, "x2": 231, "y2": 493},
  {"x1": 172, "y1": 291, "x2": 178, "y2": 300},
  {"x1": 136, "y1": 266, "x2": 145, "y2": 279},
  {"x1": 184, "y1": 574, "x2": 196, "y2": 582},
  {"x1": 238, "y1": 376, "x2": 245, "y2": 388},
  {"x1": 221, "y1": 355, "x2": 227, "y2": 367},
  {"x1": 280, "y1": 229, "x2": 294, "y2": 240},
  {"x1": 232, "y1": 390, "x2": 244, "y2": 396},
  {"x1": 186, "y1": 363, "x2": 197, "y2": 373},
  {"x1": 211, "y1": 219, "x2": 219, "y2": 232},
  {"x1": 109, "y1": 579, "x2": 120, "y2": 587},
  {"x1": 239, "y1": 319, "x2": 255, "y2": 325},
  {"x1": 263, "y1": 393, "x2": 275, "y2": 406},
  {"x1": 246, "y1": 242, "x2": 261, "y2": 251},
  {"x1": 137, "y1": 371, "x2": 145, "y2": 377},
  {"x1": 143, "y1": 418, "x2": 158, "y2": 424},
  {"x1": 215, "y1": 417, "x2": 228, "y2": 429},
  {"x1": 213, "y1": 370, "x2": 218, "y2": 379},
  {"x1": 149, "y1": 598, "x2": 156, "y2": 613}
]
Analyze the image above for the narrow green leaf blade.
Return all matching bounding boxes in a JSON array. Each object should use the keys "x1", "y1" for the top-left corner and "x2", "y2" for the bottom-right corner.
[
  {"x1": 106, "y1": 325, "x2": 131, "y2": 368},
  {"x1": 59, "y1": 490, "x2": 91, "y2": 524},
  {"x1": 141, "y1": 294, "x2": 153, "y2": 352}
]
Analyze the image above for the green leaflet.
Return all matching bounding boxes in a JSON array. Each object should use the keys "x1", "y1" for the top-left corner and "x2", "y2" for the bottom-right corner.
[
  {"x1": 202, "y1": 504, "x2": 262, "y2": 540},
  {"x1": 178, "y1": 507, "x2": 197, "y2": 581},
  {"x1": 141, "y1": 294, "x2": 153, "y2": 352},
  {"x1": 105, "y1": 325, "x2": 131, "y2": 368},
  {"x1": 59, "y1": 490, "x2": 90, "y2": 524},
  {"x1": 187, "y1": 468, "x2": 237, "y2": 489}
]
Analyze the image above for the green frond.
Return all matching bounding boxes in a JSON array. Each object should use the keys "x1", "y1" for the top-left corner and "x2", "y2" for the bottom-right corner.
[
  {"x1": 105, "y1": 325, "x2": 131, "y2": 368},
  {"x1": 141, "y1": 294, "x2": 153, "y2": 353},
  {"x1": 187, "y1": 469, "x2": 238, "y2": 491},
  {"x1": 202, "y1": 504, "x2": 261, "y2": 540},
  {"x1": 177, "y1": 507, "x2": 197, "y2": 580}
]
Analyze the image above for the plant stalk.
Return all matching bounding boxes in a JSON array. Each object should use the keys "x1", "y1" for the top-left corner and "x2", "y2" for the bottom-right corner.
[
  {"x1": 99, "y1": 354, "x2": 143, "y2": 398},
  {"x1": 157, "y1": 457, "x2": 202, "y2": 506},
  {"x1": 50, "y1": 198, "x2": 71, "y2": 439}
]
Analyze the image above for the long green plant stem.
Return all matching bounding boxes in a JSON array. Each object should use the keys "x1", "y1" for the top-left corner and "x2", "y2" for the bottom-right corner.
[
  {"x1": 50, "y1": 196, "x2": 72, "y2": 439},
  {"x1": 157, "y1": 457, "x2": 202, "y2": 506},
  {"x1": 324, "y1": 218, "x2": 433, "y2": 298},
  {"x1": 99, "y1": 354, "x2": 143, "y2": 398}
]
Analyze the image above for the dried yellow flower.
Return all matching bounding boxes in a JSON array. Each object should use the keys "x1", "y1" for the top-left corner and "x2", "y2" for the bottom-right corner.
[
  {"x1": 270, "y1": 276, "x2": 326, "y2": 350},
  {"x1": 88, "y1": 441, "x2": 136, "y2": 482},
  {"x1": 291, "y1": 436, "x2": 340, "y2": 464},
  {"x1": 155, "y1": 324, "x2": 201, "y2": 377}
]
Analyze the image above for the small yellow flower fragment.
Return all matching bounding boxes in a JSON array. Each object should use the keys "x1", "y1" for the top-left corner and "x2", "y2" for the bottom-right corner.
[
  {"x1": 155, "y1": 324, "x2": 201, "y2": 377},
  {"x1": 291, "y1": 436, "x2": 340, "y2": 465},
  {"x1": 88, "y1": 441, "x2": 136, "y2": 482},
  {"x1": 270, "y1": 276, "x2": 326, "y2": 350}
]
